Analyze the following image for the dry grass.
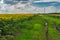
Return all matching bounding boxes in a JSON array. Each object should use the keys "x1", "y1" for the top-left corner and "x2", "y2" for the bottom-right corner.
[{"x1": 0, "y1": 14, "x2": 60, "y2": 20}]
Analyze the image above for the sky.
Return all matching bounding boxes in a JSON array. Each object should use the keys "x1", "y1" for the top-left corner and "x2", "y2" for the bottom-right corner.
[
  {"x1": 41, "y1": 0, "x2": 60, "y2": 2},
  {"x1": 0, "y1": 0, "x2": 60, "y2": 13}
]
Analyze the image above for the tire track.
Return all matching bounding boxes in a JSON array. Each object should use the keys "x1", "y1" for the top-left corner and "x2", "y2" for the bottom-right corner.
[
  {"x1": 40, "y1": 16, "x2": 49, "y2": 40},
  {"x1": 53, "y1": 23, "x2": 60, "y2": 32},
  {"x1": 41, "y1": 16, "x2": 60, "y2": 40},
  {"x1": 44, "y1": 22, "x2": 49, "y2": 40},
  {"x1": 41, "y1": 16, "x2": 51, "y2": 40}
]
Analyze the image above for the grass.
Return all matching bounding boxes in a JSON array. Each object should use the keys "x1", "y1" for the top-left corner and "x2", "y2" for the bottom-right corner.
[{"x1": 0, "y1": 14, "x2": 60, "y2": 40}]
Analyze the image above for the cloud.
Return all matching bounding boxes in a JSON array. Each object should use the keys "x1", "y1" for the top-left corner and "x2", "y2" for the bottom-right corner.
[
  {"x1": 41, "y1": 0, "x2": 60, "y2": 2},
  {"x1": 44, "y1": 6, "x2": 56, "y2": 13},
  {"x1": 0, "y1": 1, "x2": 60, "y2": 14},
  {"x1": 32, "y1": 0, "x2": 60, "y2": 2}
]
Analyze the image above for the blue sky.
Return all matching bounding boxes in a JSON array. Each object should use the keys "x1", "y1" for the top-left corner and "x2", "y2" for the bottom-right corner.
[
  {"x1": 0, "y1": 0, "x2": 60, "y2": 13},
  {"x1": 32, "y1": 2, "x2": 60, "y2": 7}
]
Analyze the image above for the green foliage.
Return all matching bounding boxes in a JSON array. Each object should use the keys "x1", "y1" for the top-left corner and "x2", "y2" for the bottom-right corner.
[{"x1": 0, "y1": 15, "x2": 60, "y2": 40}]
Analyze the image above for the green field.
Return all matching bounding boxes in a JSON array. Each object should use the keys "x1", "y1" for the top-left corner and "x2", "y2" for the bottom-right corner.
[{"x1": 0, "y1": 14, "x2": 60, "y2": 40}]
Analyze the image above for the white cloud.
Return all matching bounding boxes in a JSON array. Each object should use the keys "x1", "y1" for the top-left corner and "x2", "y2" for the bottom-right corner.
[
  {"x1": 33, "y1": 0, "x2": 60, "y2": 2},
  {"x1": 0, "y1": 1, "x2": 60, "y2": 14},
  {"x1": 42, "y1": 0, "x2": 58, "y2": 1},
  {"x1": 55, "y1": 6, "x2": 60, "y2": 13},
  {"x1": 44, "y1": 6, "x2": 56, "y2": 13}
]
